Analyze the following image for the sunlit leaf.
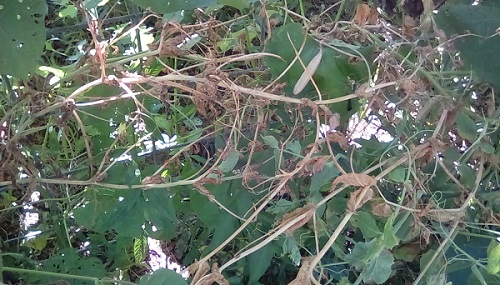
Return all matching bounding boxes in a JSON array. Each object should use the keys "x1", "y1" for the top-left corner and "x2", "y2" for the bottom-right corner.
[
  {"x1": 487, "y1": 243, "x2": 500, "y2": 274},
  {"x1": 389, "y1": 167, "x2": 406, "y2": 183},
  {"x1": 133, "y1": 236, "x2": 148, "y2": 263}
]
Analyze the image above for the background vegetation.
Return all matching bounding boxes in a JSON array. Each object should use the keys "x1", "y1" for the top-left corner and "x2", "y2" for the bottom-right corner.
[{"x1": 0, "y1": 0, "x2": 499, "y2": 284}]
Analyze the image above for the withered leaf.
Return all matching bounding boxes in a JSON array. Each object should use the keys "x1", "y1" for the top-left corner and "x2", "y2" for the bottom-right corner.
[
  {"x1": 280, "y1": 203, "x2": 316, "y2": 235},
  {"x1": 331, "y1": 173, "x2": 376, "y2": 189},
  {"x1": 347, "y1": 187, "x2": 373, "y2": 212},
  {"x1": 352, "y1": 3, "x2": 371, "y2": 26},
  {"x1": 288, "y1": 256, "x2": 315, "y2": 285},
  {"x1": 371, "y1": 200, "x2": 392, "y2": 217}
]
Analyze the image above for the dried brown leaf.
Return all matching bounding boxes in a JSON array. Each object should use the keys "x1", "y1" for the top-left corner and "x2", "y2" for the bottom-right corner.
[
  {"x1": 403, "y1": 15, "x2": 416, "y2": 38},
  {"x1": 326, "y1": 132, "x2": 348, "y2": 150},
  {"x1": 332, "y1": 173, "x2": 376, "y2": 189},
  {"x1": 300, "y1": 98, "x2": 318, "y2": 115},
  {"x1": 280, "y1": 203, "x2": 315, "y2": 235},
  {"x1": 426, "y1": 210, "x2": 462, "y2": 223},
  {"x1": 288, "y1": 256, "x2": 315, "y2": 285},
  {"x1": 352, "y1": 3, "x2": 371, "y2": 26},
  {"x1": 210, "y1": 263, "x2": 230, "y2": 285},
  {"x1": 188, "y1": 260, "x2": 210, "y2": 284},
  {"x1": 371, "y1": 200, "x2": 392, "y2": 217},
  {"x1": 347, "y1": 187, "x2": 373, "y2": 212},
  {"x1": 328, "y1": 113, "x2": 340, "y2": 130},
  {"x1": 141, "y1": 175, "x2": 165, "y2": 190},
  {"x1": 367, "y1": 7, "x2": 379, "y2": 25}
]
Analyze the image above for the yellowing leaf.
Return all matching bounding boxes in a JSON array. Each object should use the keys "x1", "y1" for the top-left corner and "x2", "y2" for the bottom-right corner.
[{"x1": 487, "y1": 243, "x2": 500, "y2": 274}]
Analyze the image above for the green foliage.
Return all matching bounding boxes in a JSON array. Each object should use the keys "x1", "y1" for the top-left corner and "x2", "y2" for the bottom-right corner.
[
  {"x1": 0, "y1": 0, "x2": 499, "y2": 285},
  {"x1": 0, "y1": 0, "x2": 47, "y2": 78},
  {"x1": 435, "y1": 3, "x2": 500, "y2": 88},
  {"x1": 266, "y1": 22, "x2": 374, "y2": 123}
]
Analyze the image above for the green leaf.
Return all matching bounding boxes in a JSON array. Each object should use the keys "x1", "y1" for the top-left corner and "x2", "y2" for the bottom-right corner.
[
  {"x1": 261, "y1": 135, "x2": 279, "y2": 149},
  {"x1": 457, "y1": 163, "x2": 476, "y2": 189},
  {"x1": 487, "y1": 243, "x2": 500, "y2": 274},
  {"x1": 380, "y1": 215, "x2": 399, "y2": 249},
  {"x1": 129, "y1": 0, "x2": 217, "y2": 13},
  {"x1": 266, "y1": 23, "x2": 374, "y2": 124},
  {"x1": 218, "y1": 150, "x2": 240, "y2": 172},
  {"x1": 207, "y1": 214, "x2": 237, "y2": 252},
  {"x1": 218, "y1": 0, "x2": 249, "y2": 10},
  {"x1": 283, "y1": 236, "x2": 301, "y2": 266},
  {"x1": 139, "y1": 268, "x2": 188, "y2": 285},
  {"x1": 36, "y1": 249, "x2": 106, "y2": 285},
  {"x1": 309, "y1": 163, "x2": 340, "y2": 194},
  {"x1": 389, "y1": 167, "x2": 406, "y2": 183},
  {"x1": 247, "y1": 243, "x2": 276, "y2": 283},
  {"x1": 420, "y1": 249, "x2": 446, "y2": 277},
  {"x1": 393, "y1": 244, "x2": 422, "y2": 262},
  {"x1": 154, "y1": 115, "x2": 172, "y2": 133},
  {"x1": 471, "y1": 264, "x2": 488, "y2": 285},
  {"x1": 435, "y1": 4, "x2": 500, "y2": 88},
  {"x1": 144, "y1": 188, "x2": 177, "y2": 239},
  {"x1": 190, "y1": 189, "x2": 220, "y2": 227},
  {"x1": 455, "y1": 112, "x2": 478, "y2": 142},
  {"x1": 352, "y1": 211, "x2": 382, "y2": 239},
  {"x1": 363, "y1": 249, "x2": 394, "y2": 284},
  {"x1": 345, "y1": 239, "x2": 379, "y2": 270},
  {"x1": 104, "y1": 162, "x2": 141, "y2": 186},
  {"x1": 479, "y1": 142, "x2": 495, "y2": 154},
  {"x1": 285, "y1": 140, "x2": 302, "y2": 156},
  {"x1": 0, "y1": 0, "x2": 47, "y2": 79}
]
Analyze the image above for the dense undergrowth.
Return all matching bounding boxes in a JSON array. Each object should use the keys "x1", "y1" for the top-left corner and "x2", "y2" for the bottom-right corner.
[{"x1": 0, "y1": 0, "x2": 499, "y2": 284}]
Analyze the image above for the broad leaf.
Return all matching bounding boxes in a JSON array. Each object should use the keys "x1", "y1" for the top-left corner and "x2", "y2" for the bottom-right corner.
[
  {"x1": 363, "y1": 249, "x2": 394, "y2": 284},
  {"x1": 0, "y1": 0, "x2": 47, "y2": 79},
  {"x1": 139, "y1": 268, "x2": 188, "y2": 285},
  {"x1": 247, "y1": 243, "x2": 276, "y2": 284},
  {"x1": 35, "y1": 249, "x2": 106, "y2": 285},
  {"x1": 309, "y1": 163, "x2": 340, "y2": 194},
  {"x1": 380, "y1": 215, "x2": 399, "y2": 249},
  {"x1": 435, "y1": 4, "x2": 500, "y2": 88},
  {"x1": 455, "y1": 112, "x2": 478, "y2": 142},
  {"x1": 345, "y1": 239, "x2": 379, "y2": 270},
  {"x1": 266, "y1": 22, "x2": 374, "y2": 123},
  {"x1": 218, "y1": 149, "x2": 240, "y2": 173},
  {"x1": 352, "y1": 211, "x2": 382, "y2": 239}
]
